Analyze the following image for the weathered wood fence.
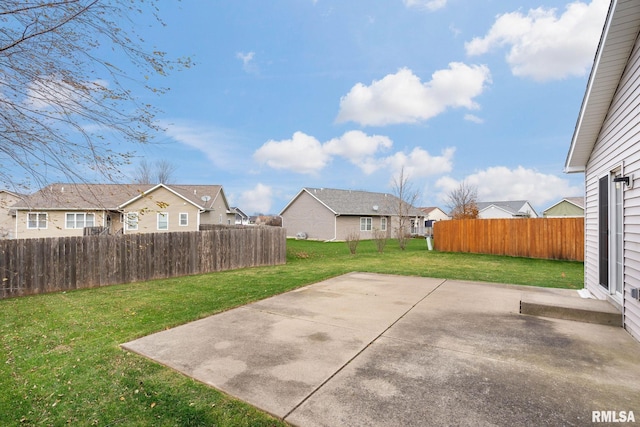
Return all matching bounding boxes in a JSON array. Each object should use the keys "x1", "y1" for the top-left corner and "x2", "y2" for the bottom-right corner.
[
  {"x1": 433, "y1": 218, "x2": 584, "y2": 261},
  {"x1": 0, "y1": 226, "x2": 286, "y2": 299}
]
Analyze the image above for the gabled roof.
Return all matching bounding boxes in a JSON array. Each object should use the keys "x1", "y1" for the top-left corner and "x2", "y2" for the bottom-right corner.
[
  {"x1": 477, "y1": 200, "x2": 537, "y2": 217},
  {"x1": 419, "y1": 207, "x2": 439, "y2": 214},
  {"x1": 231, "y1": 207, "x2": 249, "y2": 219},
  {"x1": 281, "y1": 187, "x2": 424, "y2": 217},
  {"x1": 565, "y1": 0, "x2": 640, "y2": 173},
  {"x1": 13, "y1": 183, "x2": 226, "y2": 211},
  {"x1": 543, "y1": 197, "x2": 585, "y2": 212}
]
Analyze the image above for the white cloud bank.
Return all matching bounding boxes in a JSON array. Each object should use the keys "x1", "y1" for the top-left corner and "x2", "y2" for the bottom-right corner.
[
  {"x1": 336, "y1": 64, "x2": 491, "y2": 126},
  {"x1": 465, "y1": 0, "x2": 608, "y2": 81},
  {"x1": 254, "y1": 130, "x2": 454, "y2": 176},
  {"x1": 435, "y1": 166, "x2": 583, "y2": 209}
]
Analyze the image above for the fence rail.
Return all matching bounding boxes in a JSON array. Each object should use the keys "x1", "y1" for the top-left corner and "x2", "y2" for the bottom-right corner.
[
  {"x1": 0, "y1": 227, "x2": 286, "y2": 299},
  {"x1": 433, "y1": 218, "x2": 584, "y2": 261}
]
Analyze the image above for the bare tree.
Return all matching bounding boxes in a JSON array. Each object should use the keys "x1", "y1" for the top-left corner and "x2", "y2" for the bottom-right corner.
[
  {"x1": 133, "y1": 159, "x2": 177, "y2": 184},
  {"x1": 447, "y1": 181, "x2": 479, "y2": 219},
  {"x1": 155, "y1": 160, "x2": 177, "y2": 184},
  {"x1": 134, "y1": 160, "x2": 153, "y2": 185},
  {"x1": 391, "y1": 167, "x2": 420, "y2": 250},
  {"x1": 0, "y1": 1, "x2": 190, "y2": 191}
]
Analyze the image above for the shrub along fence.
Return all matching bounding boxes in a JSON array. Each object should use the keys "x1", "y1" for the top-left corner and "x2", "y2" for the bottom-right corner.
[
  {"x1": 0, "y1": 226, "x2": 286, "y2": 299},
  {"x1": 433, "y1": 218, "x2": 584, "y2": 261}
]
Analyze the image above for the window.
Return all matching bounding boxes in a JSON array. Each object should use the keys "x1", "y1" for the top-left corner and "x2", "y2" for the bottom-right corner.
[
  {"x1": 380, "y1": 217, "x2": 387, "y2": 231},
  {"x1": 125, "y1": 212, "x2": 139, "y2": 231},
  {"x1": 360, "y1": 217, "x2": 372, "y2": 231},
  {"x1": 27, "y1": 212, "x2": 47, "y2": 229},
  {"x1": 65, "y1": 213, "x2": 95, "y2": 229},
  {"x1": 179, "y1": 213, "x2": 188, "y2": 226},
  {"x1": 157, "y1": 212, "x2": 169, "y2": 230}
]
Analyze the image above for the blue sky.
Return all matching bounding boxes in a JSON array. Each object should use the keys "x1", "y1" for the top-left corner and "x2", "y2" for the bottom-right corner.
[{"x1": 118, "y1": 0, "x2": 608, "y2": 215}]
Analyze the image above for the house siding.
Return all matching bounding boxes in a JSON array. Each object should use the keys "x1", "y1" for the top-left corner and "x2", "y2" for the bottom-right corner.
[
  {"x1": 544, "y1": 201, "x2": 584, "y2": 217},
  {"x1": 199, "y1": 193, "x2": 234, "y2": 225},
  {"x1": 16, "y1": 210, "x2": 110, "y2": 239},
  {"x1": 335, "y1": 216, "x2": 391, "y2": 241},
  {"x1": 123, "y1": 187, "x2": 201, "y2": 233},
  {"x1": 281, "y1": 191, "x2": 336, "y2": 240},
  {"x1": 585, "y1": 35, "x2": 640, "y2": 341},
  {"x1": 0, "y1": 192, "x2": 21, "y2": 238}
]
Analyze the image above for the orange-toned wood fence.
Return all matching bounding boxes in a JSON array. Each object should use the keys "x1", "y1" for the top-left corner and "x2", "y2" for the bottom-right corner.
[{"x1": 433, "y1": 218, "x2": 584, "y2": 261}]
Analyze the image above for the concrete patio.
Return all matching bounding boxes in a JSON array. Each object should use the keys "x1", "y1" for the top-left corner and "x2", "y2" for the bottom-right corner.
[{"x1": 122, "y1": 272, "x2": 640, "y2": 426}]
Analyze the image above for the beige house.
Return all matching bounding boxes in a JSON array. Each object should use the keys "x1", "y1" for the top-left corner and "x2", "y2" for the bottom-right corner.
[
  {"x1": 0, "y1": 190, "x2": 25, "y2": 239},
  {"x1": 542, "y1": 197, "x2": 584, "y2": 218},
  {"x1": 564, "y1": 0, "x2": 640, "y2": 342},
  {"x1": 280, "y1": 187, "x2": 425, "y2": 241},
  {"x1": 11, "y1": 183, "x2": 234, "y2": 239}
]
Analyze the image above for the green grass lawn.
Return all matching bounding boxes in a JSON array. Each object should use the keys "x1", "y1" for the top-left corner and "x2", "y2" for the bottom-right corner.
[{"x1": 0, "y1": 238, "x2": 583, "y2": 426}]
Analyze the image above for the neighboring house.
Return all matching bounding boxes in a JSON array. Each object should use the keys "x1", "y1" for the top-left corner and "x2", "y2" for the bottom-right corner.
[
  {"x1": 0, "y1": 190, "x2": 25, "y2": 239},
  {"x1": 476, "y1": 201, "x2": 539, "y2": 219},
  {"x1": 11, "y1": 183, "x2": 234, "y2": 239},
  {"x1": 420, "y1": 207, "x2": 450, "y2": 223},
  {"x1": 231, "y1": 207, "x2": 250, "y2": 225},
  {"x1": 419, "y1": 207, "x2": 450, "y2": 235},
  {"x1": 565, "y1": 0, "x2": 640, "y2": 342},
  {"x1": 542, "y1": 197, "x2": 585, "y2": 218},
  {"x1": 280, "y1": 187, "x2": 425, "y2": 241}
]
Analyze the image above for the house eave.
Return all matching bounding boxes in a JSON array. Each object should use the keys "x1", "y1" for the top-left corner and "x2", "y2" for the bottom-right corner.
[{"x1": 565, "y1": 0, "x2": 640, "y2": 172}]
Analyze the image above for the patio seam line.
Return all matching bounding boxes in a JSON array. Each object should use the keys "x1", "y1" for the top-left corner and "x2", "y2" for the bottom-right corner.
[{"x1": 281, "y1": 277, "x2": 448, "y2": 422}]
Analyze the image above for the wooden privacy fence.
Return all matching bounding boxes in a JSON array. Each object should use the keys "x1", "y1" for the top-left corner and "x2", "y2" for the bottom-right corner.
[
  {"x1": 0, "y1": 226, "x2": 286, "y2": 299},
  {"x1": 433, "y1": 218, "x2": 584, "y2": 261}
]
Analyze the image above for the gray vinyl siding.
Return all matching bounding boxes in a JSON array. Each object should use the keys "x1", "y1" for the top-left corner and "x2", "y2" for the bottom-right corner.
[
  {"x1": 335, "y1": 216, "x2": 391, "y2": 241},
  {"x1": 281, "y1": 191, "x2": 336, "y2": 240},
  {"x1": 585, "y1": 36, "x2": 640, "y2": 341}
]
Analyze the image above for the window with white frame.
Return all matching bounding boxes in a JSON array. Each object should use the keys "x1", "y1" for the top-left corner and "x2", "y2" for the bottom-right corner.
[
  {"x1": 360, "y1": 217, "x2": 372, "y2": 231},
  {"x1": 179, "y1": 212, "x2": 188, "y2": 226},
  {"x1": 125, "y1": 212, "x2": 139, "y2": 231},
  {"x1": 65, "y1": 213, "x2": 95, "y2": 229},
  {"x1": 27, "y1": 212, "x2": 47, "y2": 229},
  {"x1": 157, "y1": 212, "x2": 169, "y2": 230},
  {"x1": 380, "y1": 217, "x2": 387, "y2": 231}
]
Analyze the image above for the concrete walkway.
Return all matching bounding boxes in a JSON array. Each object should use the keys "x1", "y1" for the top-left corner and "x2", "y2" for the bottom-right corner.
[{"x1": 122, "y1": 273, "x2": 640, "y2": 426}]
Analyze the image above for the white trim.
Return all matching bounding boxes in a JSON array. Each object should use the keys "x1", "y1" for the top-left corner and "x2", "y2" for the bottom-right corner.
[
  {"x1": 360, "y1": 217, "x2": 372, "y2": 232},
  {"x1": 125, "y1": 212, "x2": 139, "y2": 232},
  {"x1": 157, "y1": 212, "x2": 169, "y2": 230},
  {"x1": 26, "y1": 212, "x2": 48, "y2": 229},
  {"x1": 179, "y1": 212, "x2": 188, "y2": 226},
  {"x1": 65, "y1": 212, "x2": 96, "y2": 229}
]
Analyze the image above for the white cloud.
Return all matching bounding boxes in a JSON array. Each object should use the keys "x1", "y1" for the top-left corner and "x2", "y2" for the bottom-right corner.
[
  {"x1": 253, "y1": 131, "x2": 329, "y2": 174},
  {"x1": 254, "y1": 130, "x2": 454, "y2": 178},
  {"x1": 403, "y1": 0, "x2": 448, "y2": 11},
  {"x1": 324, "y1": 130, "x2": 392, "y2": 169},
  {"x1": 239, "y1": 183, "x2": 273, "y2": 214},
  {"x1": 236, "y1": 51, "x2": 257, "y2": 73},
  {"x1": 24, "y1": 77, "x2": 109, "y2": 110},
  {"x1": 464, "y1": 114, "x2": 484, "y2": 124},
  {"x1": 384, "y1": 147, "x2": 455, "y2": 179},
  {"x1": 160, "y1": 120, "x2": 245, "y2": 170},
  {"x1": 465, "y1": 0, "x2": 608, "y2": 81},
  {"x1": 255, "y1": 130, "x2": 394, "y2": 175},
  {"x1": 435, "y1": 166, "x2": 582, "y2": 208},
  {"x1": 336, "y1": 64, "x2": 491, "y2": 126}
]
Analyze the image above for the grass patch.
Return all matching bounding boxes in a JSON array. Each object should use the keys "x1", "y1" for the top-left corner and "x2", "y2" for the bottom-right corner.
[{"x1": 0, "y1": 238, "x2": 583, "y2": 425}]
